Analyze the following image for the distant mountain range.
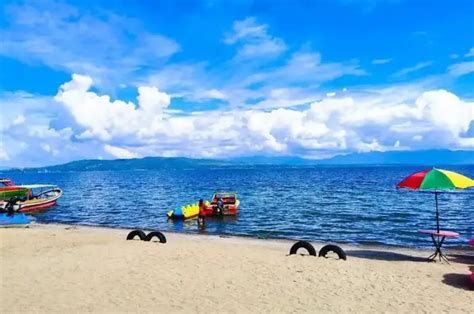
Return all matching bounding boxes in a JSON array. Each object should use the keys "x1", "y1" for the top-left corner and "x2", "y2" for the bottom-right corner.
[
  {"x1": 231, "y1": 150, "x2": 474, "y2": 166},
  {"x1": 24, "y1": 157, "x2": 234, "y2": 172},
  {"x1": 2, "y1": 149, "x2": 473, "y2": 172},
  {"x1": 315, "y1": 149, "x2": 474, "y2": 165}
]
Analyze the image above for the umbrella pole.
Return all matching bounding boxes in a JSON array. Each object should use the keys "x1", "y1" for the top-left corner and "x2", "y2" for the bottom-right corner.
[{"x1": 435, "y1": 191, "x2": 440, "y2": 233}]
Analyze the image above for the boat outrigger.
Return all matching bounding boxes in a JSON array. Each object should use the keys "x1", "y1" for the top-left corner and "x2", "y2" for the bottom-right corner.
[{"x1": 0, "y1": 179, "x2": 63, "y2": 213}]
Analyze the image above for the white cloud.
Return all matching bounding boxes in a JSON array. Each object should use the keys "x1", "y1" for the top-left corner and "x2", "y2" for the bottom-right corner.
[
  {"x1": 45, "y1": 75, "x2": 474, "y2": 165},
  {"x1": 54, "y1": 74, "x2": 171, "y2": 141},
  {"x1": 2, "y1": 69, "x2": 473, "y2": 167},
  {"x1": 237, "y1": 38, "x2": 286, "y2": 59},
  {"x1": 372, "y1": 58, "x2": 392, "y2": 64},
  {"x1": 203, "y1": 89, "x2": 227, "y2": 100},
  {"x1": 448, "y1": 61, "x2": 474, "y2": 77},
  {"x1": 0, "y1": 1, "x2": 179, "y2": 88},
  {"x1": 142, "y1": 48, "x2": 364, "y2": 110},
  {"x1": 224, "y1": 17, "x2": 268, "y2": 44},
  {"x1": 104, "y1": 145, "x2": 138, "y2": 159},
  {"x1": 282, "y1": 52, "x2": 366, "y2": 81},
  {"x1": 0, "y1": 143, "x2": 9, "y2": 161},
  {"x1": 224, "y1": 17, "x2": 286, "y2": 59},
  {"x1": 465, "y1": 47, "x2": 474, "y2": 57},
  {"x1": 13, "y1": 115, "x2": 25, "y2": 125},
  {"x1": 391, "y1": 61, "x2": 433, "y2": 77}
]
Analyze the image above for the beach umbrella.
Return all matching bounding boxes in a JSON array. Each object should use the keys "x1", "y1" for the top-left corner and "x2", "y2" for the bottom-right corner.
[
  {"x1": 396, "y1": 168, "x2": 474, "y2": 233},
  {"x1": 397, "y1": 168, "x2": 474, "y2": 233}
]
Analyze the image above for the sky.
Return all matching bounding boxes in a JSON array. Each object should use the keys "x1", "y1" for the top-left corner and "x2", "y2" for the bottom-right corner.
[{"x1": 0, "y1": 0, "x2": 473, "y2": 167}]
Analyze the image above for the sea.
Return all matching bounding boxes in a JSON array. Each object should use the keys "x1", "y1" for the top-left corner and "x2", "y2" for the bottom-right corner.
[{"x1": 2, "y1": 165, "x2": 473, "y2": 248}]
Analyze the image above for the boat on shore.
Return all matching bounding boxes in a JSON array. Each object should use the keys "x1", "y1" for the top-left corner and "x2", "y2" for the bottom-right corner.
[{"x1": 0, "y1": 179, "x2": 63, "y2": 213}]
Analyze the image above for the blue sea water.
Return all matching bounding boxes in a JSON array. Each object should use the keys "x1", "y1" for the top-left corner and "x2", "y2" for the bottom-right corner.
[{"x1": 2, "y1": 165, "x2": 473, "y2": 248}]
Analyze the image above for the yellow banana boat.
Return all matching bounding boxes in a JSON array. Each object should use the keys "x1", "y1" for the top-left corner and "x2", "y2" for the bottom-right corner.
[{"x1": 167, "y1": 202, "x2": 200, "y2": 220}]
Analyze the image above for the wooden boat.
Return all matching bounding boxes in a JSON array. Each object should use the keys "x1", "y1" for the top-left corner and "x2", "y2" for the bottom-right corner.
[{"x1": 0, "y1": 179, "x2": 63, "y2": 213}]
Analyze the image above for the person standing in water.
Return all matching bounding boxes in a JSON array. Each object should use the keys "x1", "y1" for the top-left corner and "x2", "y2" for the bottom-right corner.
[
  {"x1": 216, "y1": 196, "x2": 224, "y2": 216},
  {"x1": 197, "y1": 199, "x2": 205, "y2": 230}
]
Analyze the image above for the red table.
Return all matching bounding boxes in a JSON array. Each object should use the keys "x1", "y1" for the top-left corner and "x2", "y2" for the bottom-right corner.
[{"x1": 418, "y1": 230, "x2": 460, "y2": 263}]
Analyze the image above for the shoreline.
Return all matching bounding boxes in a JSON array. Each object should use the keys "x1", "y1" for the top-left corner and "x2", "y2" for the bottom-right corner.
[
  {"x1": 31, "y1": 221, "x2": 474, "y2": 252},
  {"x1": 1, "y1": 223, "x2": 473, "y2": 312}
]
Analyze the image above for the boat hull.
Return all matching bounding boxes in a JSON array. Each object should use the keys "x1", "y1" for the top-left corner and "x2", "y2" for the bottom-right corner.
[
  {"x1": 2, "y1": 188, "x2": 63, "y2": 214},
  {"x1": 200, "y1": 200, "x2": 240, "y2": 217}
]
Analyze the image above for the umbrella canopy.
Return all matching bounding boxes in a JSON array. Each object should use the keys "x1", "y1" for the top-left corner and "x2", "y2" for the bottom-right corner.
[
  {"x1": 397, "y1": 168, "x2": 474, "y2": 233},
  {"x1": 397, "y1": 168, "x2": 474, "y2": 190}
]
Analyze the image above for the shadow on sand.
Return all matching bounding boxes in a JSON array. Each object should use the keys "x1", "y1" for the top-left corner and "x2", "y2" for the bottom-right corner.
[
  {"x1": 345, "y1": 250, "x2": 428, "y2": 262},
  {"x1": 442, "y1": 273, "x2": 473, "y2": 291},
  {"x1": 446, "y1": 253, "x2": 474, "y2": 265}
]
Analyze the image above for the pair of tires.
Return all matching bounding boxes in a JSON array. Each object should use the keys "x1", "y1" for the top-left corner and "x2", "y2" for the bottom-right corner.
[
  {"x1": 289, "y1": 241, "x2": 346, "y2": 260},
  {"x1": 126, "y1": 230, "x2": 167, "y2": 243}
]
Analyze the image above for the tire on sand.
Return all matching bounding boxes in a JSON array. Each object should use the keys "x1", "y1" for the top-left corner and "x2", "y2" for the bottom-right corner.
[
  {"x1": 144, "y1": 231, "x2": 167, "y2": 243},
  {"x1": 126, "y1": 229, "x2": 146, "y2": 241},
  {"x1": 289, "y1": 241, "x2": 317, "y2": 256},
  {"x1": 318, "y1": 244, "x2": 347, "y2": 260}
]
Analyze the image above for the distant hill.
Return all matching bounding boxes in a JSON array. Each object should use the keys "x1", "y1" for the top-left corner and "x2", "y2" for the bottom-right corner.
[
  {"x1": 25, "y1": 157, "x2": 234, "y2": 172},
  {"x1": 316, "y1": 150, "x2": 474, "y2": 165},
  {"x1": 231, "y1": 150, "x2": 473, "y2": 166},
  {"x1": 229, "y1": 156, "x2": 317, "y2": 165},
  {"x1": 4, "y1": 149, "x2": 472, "y2": 172}
]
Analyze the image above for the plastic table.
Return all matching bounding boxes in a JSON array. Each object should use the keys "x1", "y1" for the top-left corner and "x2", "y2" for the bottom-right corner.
[{"x1": 418, "y1": 230, "x2": 460, "y2": 263}]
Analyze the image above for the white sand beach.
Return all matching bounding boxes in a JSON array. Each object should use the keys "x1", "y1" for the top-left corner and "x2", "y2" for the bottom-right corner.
[{"x1": 1, "y1": 224, "x2": 473, "y2": 313}]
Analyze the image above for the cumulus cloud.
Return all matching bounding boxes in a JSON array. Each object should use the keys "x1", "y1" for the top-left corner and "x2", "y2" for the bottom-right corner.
[
  {"x1": 50, "y1": 75, "x2": 474, "y2": 161},
  {"x1": 54, "y1": 74, "x2": 171, "y2": 141},
  {"x1": 2, "y1": 74, "x2": 473, "y2": 167}
]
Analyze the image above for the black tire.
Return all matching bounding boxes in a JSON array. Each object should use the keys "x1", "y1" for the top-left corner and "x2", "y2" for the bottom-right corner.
[
  {"x1": 126, "y1": 229, "x2": 146, "y2": 241},
  {"x1": 144, "y1": 231, "x2": 167, "y2": 243},
  {"x1": 289, "y1": 241, "x2": 317, "y2": 256},
  {"x1": 318, "y1": 244, "x2": 347, "y2": 260}
]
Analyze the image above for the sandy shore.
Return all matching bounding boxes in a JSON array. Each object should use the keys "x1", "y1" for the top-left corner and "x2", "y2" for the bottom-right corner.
[{"x1": 1, "y1": 224, "x2": 473, "y2": 313}]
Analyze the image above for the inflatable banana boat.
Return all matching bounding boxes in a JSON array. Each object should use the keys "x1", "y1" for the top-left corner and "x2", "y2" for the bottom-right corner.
[{"x1": 167, "y1": 202, "x2": 204, "y2": 220}]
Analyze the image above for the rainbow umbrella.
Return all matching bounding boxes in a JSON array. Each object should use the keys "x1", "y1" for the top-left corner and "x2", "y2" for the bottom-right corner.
[{"x1": 397, "y1": 168, "x2": 474, "y2": 233}]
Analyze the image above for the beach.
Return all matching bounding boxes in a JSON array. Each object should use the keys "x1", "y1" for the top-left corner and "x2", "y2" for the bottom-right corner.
[{"x1": 1, "y1": 224, "x2": 472, "y2": 313}]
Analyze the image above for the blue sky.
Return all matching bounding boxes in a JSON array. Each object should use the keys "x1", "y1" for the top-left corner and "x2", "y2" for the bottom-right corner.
[{"x1": 0, "y1": 0, "x2": 473, "y2": 167}]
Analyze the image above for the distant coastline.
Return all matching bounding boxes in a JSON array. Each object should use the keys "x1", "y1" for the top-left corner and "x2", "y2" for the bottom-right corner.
[{"x1": 1, "y1": 149, "x2": 473, "y2": 172}]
